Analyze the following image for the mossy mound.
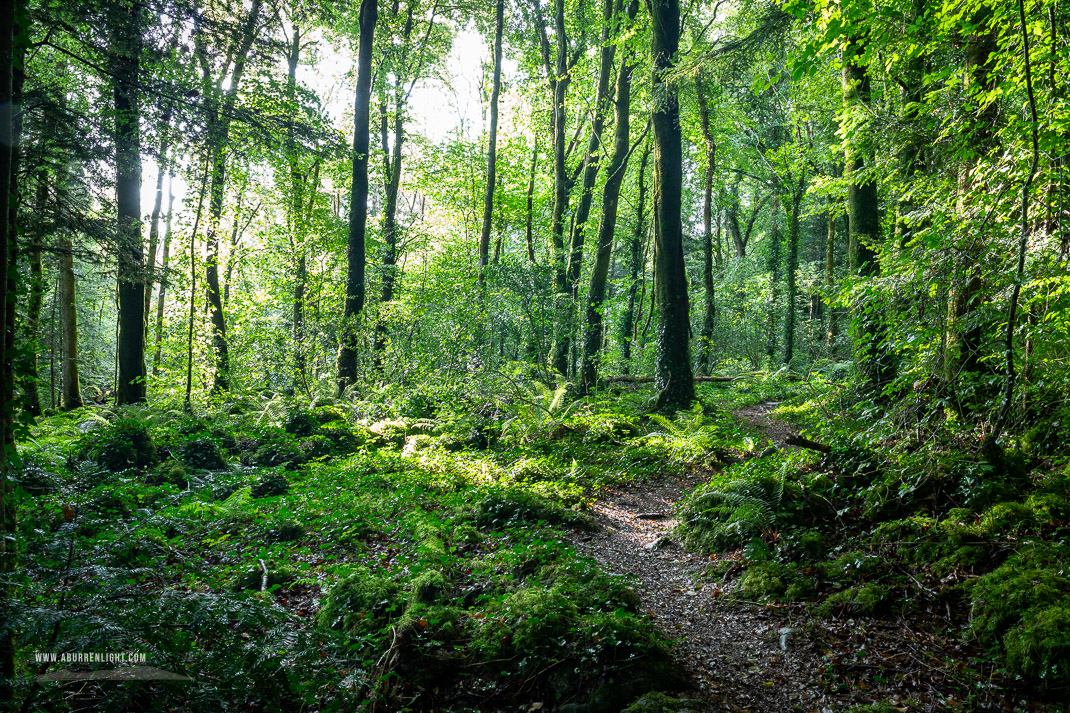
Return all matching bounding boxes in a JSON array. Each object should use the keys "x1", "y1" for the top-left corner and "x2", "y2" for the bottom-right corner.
[
  {"x1": 250, "y1": 472, "x2": 289, "y2": 498},
  {"x1": 313, "y1": 405, "x2": 347, "y2": 425},
  {"x1": 622, "y1": 692, "x2": 705, "y2": 713},
  {"x1": 284, "y1": 409, "x2": 320, "y2": 437},
  {"x1": 78, "y1": 419, "x2": 158, "y2": 472},
  {"x1": 149, "y1": 459, "x2": 189, "y2": 486},
  {"x1": 736, "y1": 563, "x2": 788, "y2": 599},
  {"x1": 315, "y1": 569, "x2": 403, "y2": 635},
  {"x1": 472, "y1": 586, "x2": 579, "y2": 662},
  {"x1": 264, "y1": 520, "x2": 305, "y2": 544},
  {"x1": 818, "y1": 583, "x2": 891, "y2": 617},
  {"x1": 230, "y1": 562, "x2": 298, "y2": 592},
  {"x1": 475, "y1": 489, "x2": 594, "y2": 531},
  {"x1": 179, "y1": 438, "x2": 227, "y2": 470}
]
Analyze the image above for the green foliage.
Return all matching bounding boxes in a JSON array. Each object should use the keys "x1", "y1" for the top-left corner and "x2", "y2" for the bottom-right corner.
[
  {"x1": 475, "y1": 488, "x2": 595, "y2": 531},
  {"x1": 78, "y1": 418, "x2": 158, "y2": 472},
  {"x1": 179, "y1": 437, "x2": 228, "y2": 470},
  {"x1": 315, "y1": 569, "x2": 403, "y2": 636},
  {"x1": 817, "y1": 583, "x2": 891, "y2": 617},
  {"x1": 677, "y1": 458, "x2": 787, "y2": 552}
]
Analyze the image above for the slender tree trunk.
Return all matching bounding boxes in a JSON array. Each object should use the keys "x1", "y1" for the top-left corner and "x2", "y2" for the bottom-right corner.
[
  {"x1": 781, "y1": 185, "x2": 803, "y2": 365},
  {"x1": 697, "y1": 81, "x2": 716, "y2": 374},
  {"x1": 580, "y1": 19, "x2": 637, "y2": 393},
  {"x1": 144, "y1": 129, "x2": 171, "y2": 341},
  {"x1": 843, "y1": 38, "x2": 893, "y2": 389},
  {"x1": 765, "y1": 195, "x2": 781, "y2": 360},
  {"x1": 619, "y1": 144, "x2": 649, "y2": 371},
  {"x1": 825, "y1": 201, "x2": 838, "y2": 352},
  {"x1": 152, "y1": 171, "x2": 175, "y2": 376},
  {"x1": 22, "y1": 173, "x2": 44, "y2": 416},
  {"x1": 286, "y1": 26, "x2": 308, "y2": 386},
  {"x1": 200, "y1": 0, "x2": 261, "y2": 393},
  {"x1": 551, "y1": 0, "x2": 618, "y2": 375},
  {"x1": 112, "y1": 1, "x2": 146, "y2": 405},
  {"x1": 337, "y1": 0, "x2": 377, "y2": 394},
  {"x1": 651, "y1": 0, "x2": 694, "y2": 409},
  {"x1": 525, "y1": 140, "x2": 537, "y2": 264},
  {"x1": 185, "y1": 156, "x2": 210, "y2": 409},
  {"x1": 478, "y1": 0, "x2": 504, "y2": 285}
]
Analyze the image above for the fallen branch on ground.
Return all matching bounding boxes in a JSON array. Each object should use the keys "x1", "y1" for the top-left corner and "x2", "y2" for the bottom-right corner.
[{"x1": 784, "y1": 434, "x2": 832, "y2": 453}]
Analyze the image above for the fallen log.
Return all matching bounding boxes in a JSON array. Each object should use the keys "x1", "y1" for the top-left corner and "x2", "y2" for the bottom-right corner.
[{"x1": 784, "y1": 433, "x2": 832, "y2": 453}]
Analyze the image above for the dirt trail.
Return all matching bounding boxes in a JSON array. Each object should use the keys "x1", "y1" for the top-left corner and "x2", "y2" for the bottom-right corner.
[{"x1": 568, "y1": 405, "x2": 819, "y2": 712}]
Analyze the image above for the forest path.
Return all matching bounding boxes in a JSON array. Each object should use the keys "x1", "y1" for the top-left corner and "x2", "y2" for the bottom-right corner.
[{"x1": 567, "y1": 404, "x2": 821, "y2": 712}]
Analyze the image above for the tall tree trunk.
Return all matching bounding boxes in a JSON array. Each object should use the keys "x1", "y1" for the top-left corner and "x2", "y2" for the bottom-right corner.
[
  {"x1": 185, "y1": 155, "x2": 210, "y2": 409},
  {"x1": 22, "y1": 172, "x2": 44, "y2": 416},
  {"x1": 152, "y1": 171, "x2": 175, "y2": 376},
  {"x1": 781, "y1": 185, "x2": 803, "y2": 365},
  {"x1": 765, "y1": 195, "x2": 781, "y2": 360},
  {"x1": 144, "y1": 128, "x2": 171, "y2": 341},
  {"x1": 843, "y1": 37, "x2": 892, "y2": 389},
  {"x1": 286, "y1": 25, "x2": 308, "y2": 386},
  {"x1": 336, "y1": 0, "x2": 377, "y2": 394},
  {"x1": 619, "y1": 143, "x2": 649, "y2": 371},
  {"x1": 697, "y1": 80, "x2": 716, "y2": 373},
  {"x1": 57, "y1": 234, "x2": 81, "y2": 409},
  {"x1": 825, "y1": 201, "x2": 838, "y2": 352},
  {"x1": 525, "y1": 140, "x2": 537, "y2": 264},
  {"x1": 651, "y1": 0, "x2": 694, "y2": 409},
  {"x1": 551, "y1": 0, "x2": 619, "y2": 375},
  {"x1": 478, "y1": 0, "x2": 504, "y2": 285},
  {"x1": 112, "y1": 1, "x2": 146, "y2": 405},
  {"x1": 580, "y1": 16, "x2": 637, "y2": 393},
  {"x1": 199, "y1": 0, "x2": 262, "y2": 393}
]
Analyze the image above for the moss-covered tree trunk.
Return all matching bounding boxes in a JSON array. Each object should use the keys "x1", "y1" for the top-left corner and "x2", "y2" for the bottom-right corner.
[
  {"x1": 651, "y1": 0, "x2": 694, "y2": 409},
  {"x1": 478, "y1": 0, "x2": 504, "y2": 285},
  {"x1": 619, "y1": 143, "x2": 649, "y2": 372},
  {"x1": 697, "y1": 80, "x2": 717, "y2": 374}
]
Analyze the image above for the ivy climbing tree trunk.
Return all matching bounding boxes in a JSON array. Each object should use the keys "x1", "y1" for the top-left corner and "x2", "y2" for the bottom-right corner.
[
  {"x1": 112, "y1": 0, "x2": 146, "y2": 405},
  {"x1": 650, "y1": 0, "x2": 694, "y2": 409},
  {"x1": 337, "y1": 0, "x2": 377, "y2": 395}
]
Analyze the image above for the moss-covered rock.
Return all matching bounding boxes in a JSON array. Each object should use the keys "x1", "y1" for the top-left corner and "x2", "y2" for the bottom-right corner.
[
  {"x1": 472, "y1": 586, "x2": 578, "y2": 662},
  {"x1": 475, "y1": 490, "x2": 594, "y2": 531},
  {"x1": 315, "y1": 569, "x2": 403, "y2": 635},
  {"x1": 409, "y1": 570, "x2": 447, "y2": 605},
  {"x1": 978, "y1": 501, "x2": 1038, "y2": 536},
  {"x1": 1004, "y1": 604, "x2": 1070, "y2": 684},
  {"x1": 818, "y1": 583, "x2": 891, "y2": 617},
  {"x1": 622, "y1": 692, "x2": 704, "y2": 713},
  {"x1": 736, "y1": 563, "x2": 787, "y2": 599},
  {"x1": 265, "y1": 519, "x2": 305, "y2": 544}
]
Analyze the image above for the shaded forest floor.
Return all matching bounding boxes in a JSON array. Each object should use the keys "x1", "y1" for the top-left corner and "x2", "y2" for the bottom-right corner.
[{"x1": 9, "y1": 378, "x2": 1070, "y2": 712}]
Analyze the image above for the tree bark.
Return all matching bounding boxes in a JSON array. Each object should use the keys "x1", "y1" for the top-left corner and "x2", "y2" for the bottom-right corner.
[
  {"x1": 697, "y1": 80, "x2": 717, "y2": 374},
  {"x1": 619, "y1": 143, "x2": 649, "y2": 371},
  {"x1": 580, "y1": 10, "x2": 638, "y2": 393},
  {"x1": 198, "y1": 0, "x2": 262, "y2": 393},
  {"x1": 152, "y1": 169, "x2": 175, "y2": 377},
  {"x1": 478, "y1": 0, "x2": 504, "y2": 284},
  {"x1": 144, "y1": 126, "x2": 171, "y2": 342},
  {"x1": 337, "y1": 0, "x2": 377, "y2": 394},
  {"x1": 781, "y1": 184, "x2": 803, "y2": 365},
  {"x1": 651, "y1": 0, "x2": 694, "y2": 409},
  {"x1": 112, "y1": 0, "x2": 146, "y2": 405},
  {"x1": 525, "y1": 140, "x2": 537, "y2": 264}
]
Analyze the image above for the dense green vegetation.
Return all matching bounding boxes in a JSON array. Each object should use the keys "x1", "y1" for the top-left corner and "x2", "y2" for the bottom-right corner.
[{"x1": 0, "y1": 0, "x2": 1069, "y2": 709}]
